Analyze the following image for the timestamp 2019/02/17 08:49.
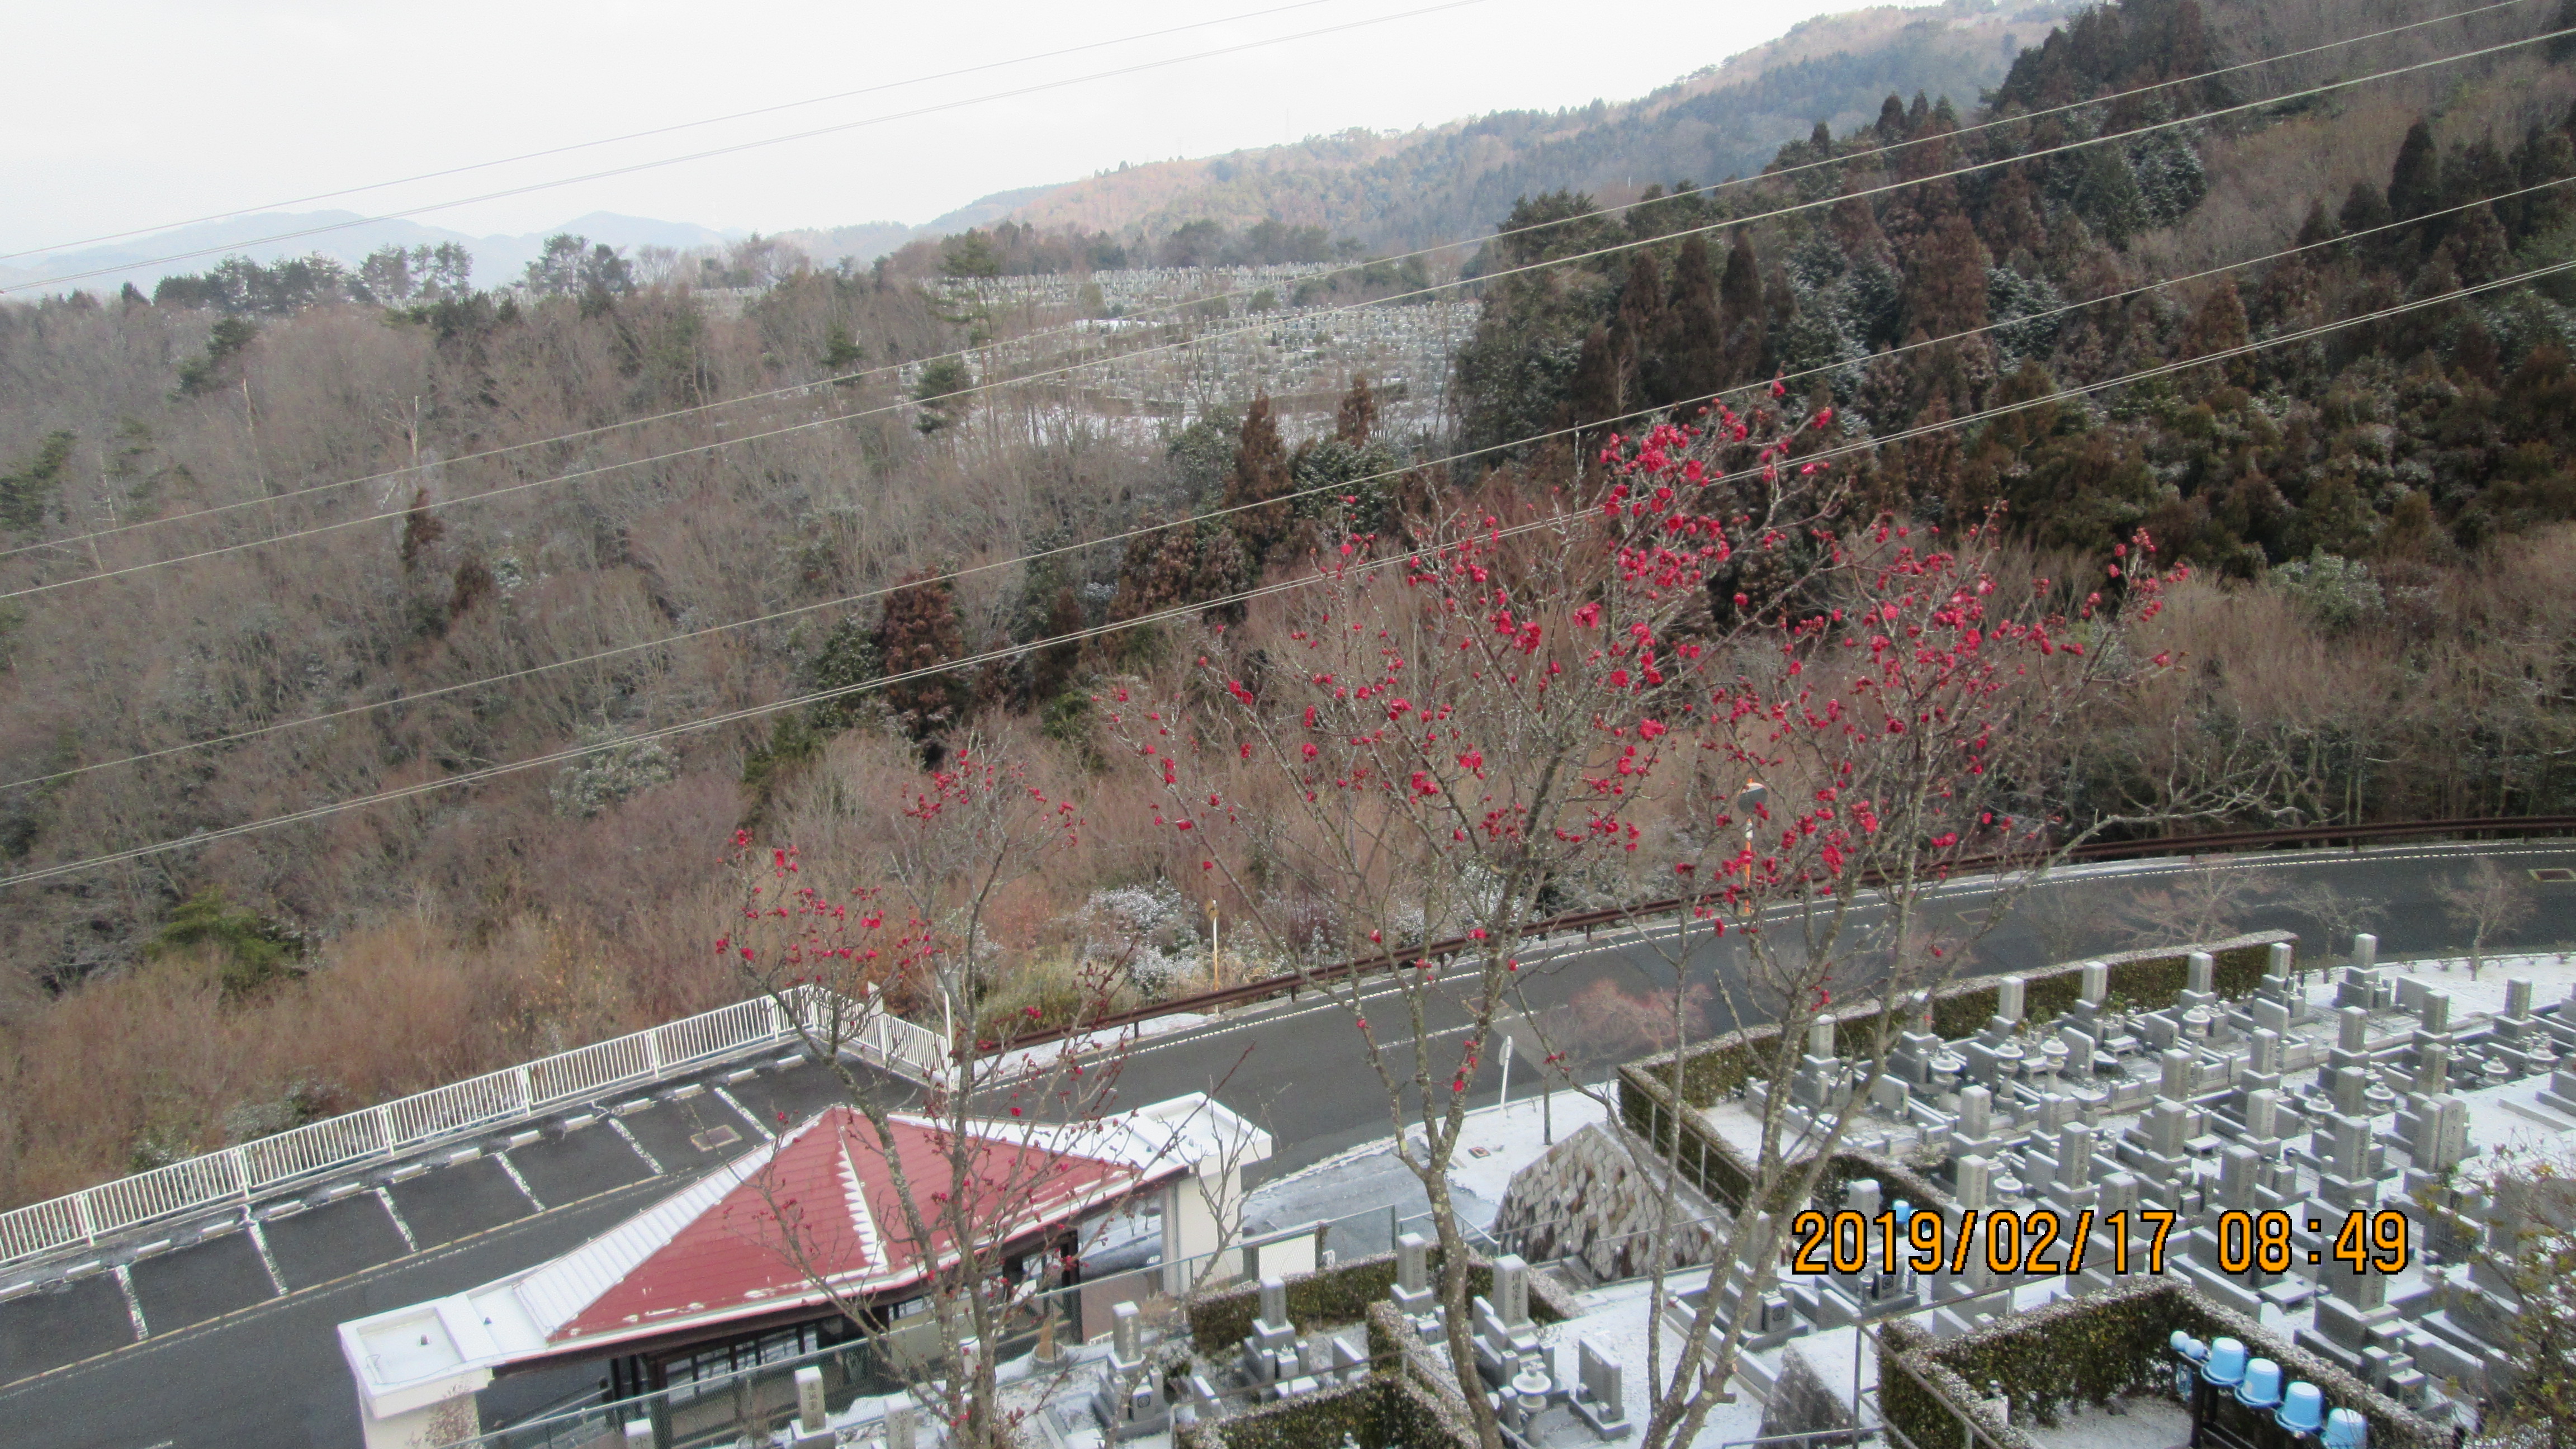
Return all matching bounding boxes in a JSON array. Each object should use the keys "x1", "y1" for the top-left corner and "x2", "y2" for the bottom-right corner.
[{"x1": 1784, "y1": 1205, "x2": 2414, "y2": 1279}]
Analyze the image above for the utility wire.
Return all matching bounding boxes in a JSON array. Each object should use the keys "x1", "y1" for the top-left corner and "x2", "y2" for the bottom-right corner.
[
  {"x1": 5, "y1": 0, "x2": 2537, "y2": 288},
  {"x1": 8, "y1": 20, "x2": 2565, "y2": 596},
  {"x1": 0, "y1": 0, "x2": 1384, "y2": 263},
  {"x1": 1, "y1": 171, "x2": 2553, "y2": 799},
  {"x1": 0, "y1": 0, "x2": 1490, "y2": 296},
  {"x1": 2, "y1": 0, "x2": 2544, "y2": 570},
  {"x1": 5, "y1": 249, "x2": 2561, "y2": 891}
]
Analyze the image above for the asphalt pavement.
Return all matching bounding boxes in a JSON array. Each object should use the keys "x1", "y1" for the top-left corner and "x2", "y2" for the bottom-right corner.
[{"x1": 5, "y1": 839, "x2": 2573, "y2": 1449}]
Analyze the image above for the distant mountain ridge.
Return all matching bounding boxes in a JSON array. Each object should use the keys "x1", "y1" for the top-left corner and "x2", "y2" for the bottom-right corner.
[
  {"x1": 0, "y1": 210, "x2": 737, "y2": 299},
  {"x1": 983, "y1": 0, "x2": 2068, "y2": 249},
  {"x1": 2, "y1": 0, "x2": 2066, "y2": 297},
  {"x1": 775, "y1": 184, "x2": 1066, "y2": 271}
]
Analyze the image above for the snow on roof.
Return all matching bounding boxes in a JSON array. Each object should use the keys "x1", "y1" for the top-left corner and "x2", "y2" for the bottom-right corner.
[
  {"x1": 532, "y1": 1106, "x2": 1147, "y2": 1352},
  {"x1": 340, "y1": 1092, "x2": 1269, "y2": 1408}
]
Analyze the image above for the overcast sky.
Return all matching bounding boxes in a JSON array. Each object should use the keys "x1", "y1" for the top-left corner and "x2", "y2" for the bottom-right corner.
[{"x1": 3, "y1": 0, "x2": 1938, "y2": 257}]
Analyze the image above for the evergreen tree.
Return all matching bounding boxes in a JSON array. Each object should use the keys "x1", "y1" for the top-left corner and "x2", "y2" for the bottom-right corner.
[
  {"x1": 2339, "y1": 181, "x2": 2395, "y2": 266},
  {"x1": 2387, "y1": 120, "x2": 2443, "y2": 225},
  {"x1": 1611, "y1": 249, "x2": 1667, "y2": 409},
  {"x1": 2069, "y1": 146, "x2": 2148, "y2": 247},
  {"x1": 1190, "y1": 519, "x2": 1254, "y2": 624},
  {"x1": 1166, "y1": 407, "x2": 1242, "y2": 501},
  {"x1": 1224, "y1": 395, "x2": 1296, "y2": 565},
  {"x1": 1718, "y1": 231, "x2": 1768, "y2": 387},
  {"x1": 874, "y1": 575, "x2": 970, "y2": 741},
  {"x1": 1874, "y1": 93, "x2": 1908, "y2": 141},
  {"x1": 2340, "y1": 180, "x2": 2394, "y2": 235},
  {"x1": 1452, "y1": 192, "x2": 1624, "y2": 453},
  {"x1": 2294, "y1": 200, "x2": 2341, "y2": 249},
  {"x1": 523, "y1": 234, "x2": 633, "y2": 301},
  {"x1": 1977, "y1": 164, "x2": 2046, "y2": 267},
  {"x1": 806, "y1": 614, "x2": 885, "y2": 733},
  {"x1": 1105, "y1": 517, "x2": 1254, "y2": 646},
  {"x1": 821, "y1": 324, "x2": 865, "y2": 381},
  {"x1": 145, "y1": 888, "x2": 302, "y2": 998},
  {"x1": 1663, "y1": 233, "x2": 1725, "y2": 409},
  {"x1": 0, "y1": 432, "x2": 75, "y2": 534},
  {"x1": 2181, "y1": 279, "x2": 2253, "y2": 388},
  {"x1": 2511, "y1": 126, "x2": 2576, "y2": 240},
  {"x1": 1108, "y1": 520, "x2": 1200, "y2": 628},
  {"x1": 177, "y1": 316, "x2": 259, "y2": 396},
  {"x1": 1026, "y1": 586, "x2": 1085, "y2": 705},
  {"x1": 2448, "y1": 136, "x2": 2515, "y2": 217},
  {"x1": 2442, "y1": 203, "x2": 2512, "y2": 287},
  {"x1": 912, "y1": 356, "x2": 973, "y2": 434},
  {"x1": 1625, "y1": 184, "x2": 1673, "y2": 243},
  {"x1": 1335, "y1": 373, "x2": 1377, "y2": 446},
  {"x1": 1901, "y1": 214, "x2": 1992, "y2": 342},
  {"x1": 940, "y1": 231, "x2": 1002, "y2": 280},
  {"x1": 1565, "y1": 324, "x2": 1626, "y2": 433}
]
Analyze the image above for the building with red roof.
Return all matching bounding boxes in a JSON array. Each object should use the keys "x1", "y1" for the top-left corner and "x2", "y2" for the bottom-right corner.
[{"x1": 338, "y1": 1092, "x2": 1269, "y2": 1448}]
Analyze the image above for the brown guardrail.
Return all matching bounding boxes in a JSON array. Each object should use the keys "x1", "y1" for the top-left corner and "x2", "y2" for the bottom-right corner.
[{"x1": 995, "y1": 815, "x2": 2576, "y2": 1056}]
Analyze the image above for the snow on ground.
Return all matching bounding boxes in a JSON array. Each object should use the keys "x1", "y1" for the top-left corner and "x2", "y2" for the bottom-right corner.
[
  {"x1": 986, "y1": 1012, "x2": 1218, "y2": 1081},
  {"x1": 1443, "y1": 1091, "x2": 1611, "y2": 1213},
  {"x1": 2016, "y1": 1396, "x2": 2190, "y2": 1449},
  {"x1": 1390, "y1": 1091, "x2": 1613, "y2": 1228},
  {"x1": 2456, "y1": 1069, "x2": 2576, "y2": 1159},
  {"x1": 1544, "y1": 1271, "x2": 1768, "y2": 1447},
  {"x1": 1242, "y1": 1149, "x2": 1429, "y2": 1251},
  {"x1": 2317, "y1": 949, "x2": 2576, "y2": 1020}
]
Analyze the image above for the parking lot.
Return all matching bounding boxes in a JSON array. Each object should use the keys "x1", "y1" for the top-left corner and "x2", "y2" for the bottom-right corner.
[{"x1": 0, "y1": 1050, "x2": 872, "y2": 1389}]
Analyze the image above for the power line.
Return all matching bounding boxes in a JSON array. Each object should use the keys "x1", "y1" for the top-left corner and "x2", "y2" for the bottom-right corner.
[
  {"x1": 7, "y1": 0, "x2": 2539, "y2": 290},
  {"x1": 0, "y1": 0, "x2": 1491, "y2": 297},
  {"x1": 4, "y1": 2, "x2": 2542, "y2": 573},
  {"x1": 8, "y1": 20, "x2": 2561, "y2": 595},
  {"x1": 0, "y1": 0, "x2": 1381, "y2": 264},
  {"x1": 5, "y1": 249, "x2": 2560, "y2": 891},
  {"x1": 3, "y1": 171, "x2": 2551, "y2": 799}
]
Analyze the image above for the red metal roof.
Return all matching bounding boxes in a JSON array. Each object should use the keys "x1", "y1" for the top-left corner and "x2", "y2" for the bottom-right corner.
[{"x1": 551, "y1": 1107, "x2": 1138, "y2": 1346}]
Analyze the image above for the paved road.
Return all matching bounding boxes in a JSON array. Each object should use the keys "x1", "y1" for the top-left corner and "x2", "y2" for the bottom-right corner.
[{"x1": 6, "y1": 840, "x2": 2574, "y2": 1449}]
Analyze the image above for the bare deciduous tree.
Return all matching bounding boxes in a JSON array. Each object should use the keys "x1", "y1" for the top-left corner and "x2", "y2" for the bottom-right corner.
[{"x1": 2439, "y1": 856, "x2": 2537, "y2": 981}]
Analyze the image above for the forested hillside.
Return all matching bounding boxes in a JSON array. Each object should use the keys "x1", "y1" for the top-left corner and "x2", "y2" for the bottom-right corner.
[
  {"x1": 996, "y1": 0, "x2": 2067, "y2": 250},
  {"x1": 0, "y1": 0, "x2": 2572, "y2": 1214},
  {"x1": 1423, "y1": 0, "x2": 2576, "y2": 828}
]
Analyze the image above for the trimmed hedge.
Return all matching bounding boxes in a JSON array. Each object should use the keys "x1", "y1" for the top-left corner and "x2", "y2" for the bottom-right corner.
[
  {"x1": 1374, "y1": 1372, "x2": 1476, "y2": 1449},
  {"x1": 1816, "y1": 1144, "x2": 1954, "y2": 1216},
  {"x1": 1174, "y1": 1376, "x2": 1372, "y2": 1449},
  {"x1": 1172, "y1": 1309, "x2": 1485, "y2": 1449},
  {"x1": 1877, "y1": 1279, "x2": 2446, "y2": 1449},
  {"x1": 1187, "y1": 1246, "x2": 1568, "y2": 1357},
  {"x1": 1367, "y1": 1300, "x2": 1484, "y2": 1449},
  {"x1": 1172, "y1": 1373, "x2": 1479, "y2": 1449},
  {"x1": 1621, "y1": 1064, "x2": 1761, "y2": 1208}
]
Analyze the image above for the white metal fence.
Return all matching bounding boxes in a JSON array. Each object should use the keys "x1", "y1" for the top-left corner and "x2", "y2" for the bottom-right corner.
[{"x1": 0, "y1": 986, "x2": 916, "y2": 1272}]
